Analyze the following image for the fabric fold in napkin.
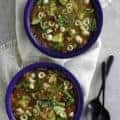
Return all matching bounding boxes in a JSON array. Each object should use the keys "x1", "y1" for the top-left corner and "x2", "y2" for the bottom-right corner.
[{"x1": 0, "y1": 40, "x2": 20, "y2": 120}]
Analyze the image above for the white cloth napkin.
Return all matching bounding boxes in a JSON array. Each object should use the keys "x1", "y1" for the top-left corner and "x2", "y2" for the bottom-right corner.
[
  {"x1": 100, "y1": 0, "x2": 112, "y2": 8},
  {"x1": 0, "y1": 40, "x2": 20, "y2": 120},
  {"x1": 0, "y1": 0, "x2": 104, "y2": 119}
]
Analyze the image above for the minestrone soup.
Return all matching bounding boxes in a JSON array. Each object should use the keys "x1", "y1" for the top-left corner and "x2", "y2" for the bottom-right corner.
[
  {"x1": 30, "y1": 0, "x2": 97, "y2": 53},
  {"x1": 11, "y1": 69, "x2": 77, "y2": 120}
]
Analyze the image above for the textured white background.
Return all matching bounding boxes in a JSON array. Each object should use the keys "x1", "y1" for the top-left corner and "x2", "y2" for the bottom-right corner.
[{"x1": 0, "y1": 0, "x2": 120, "y2": 119}]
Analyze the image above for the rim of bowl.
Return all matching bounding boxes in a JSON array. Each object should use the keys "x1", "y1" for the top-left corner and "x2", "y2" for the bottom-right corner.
[
  {"x1": 5, "y1": 62, "x2": 84, "y2": 120},
  {"x1": 24, "y1": 0, "x2": 103, "y2": 58}
]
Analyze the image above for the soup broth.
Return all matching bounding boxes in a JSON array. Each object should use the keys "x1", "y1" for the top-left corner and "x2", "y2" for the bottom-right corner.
[
  {"x1": 30, "y1": 0, "x2": 97, "y2": 53},
  {"x1": 11, "y1": 69, "x2": 77, "y2": 120}
]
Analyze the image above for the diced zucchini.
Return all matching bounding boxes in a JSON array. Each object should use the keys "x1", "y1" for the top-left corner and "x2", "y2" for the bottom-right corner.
[
  {"x1": 52, "y1": 33, "x2": 63, "y2": 43},
  {"x1": 48, "y1": 110, "x2": 56, "y2": 120},
  {"x1": 31, "y1": 18, "x2": 40, "y2": 25}
]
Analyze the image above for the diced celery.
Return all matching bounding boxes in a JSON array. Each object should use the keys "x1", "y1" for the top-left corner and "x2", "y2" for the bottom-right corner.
[
  {"x1": 54, "y1": 101, "x2": 65, "y2": 107},
  {"x1": 39, "y1": 100, "x2": 51, "y2": 108},
  {"x1": 54, "y1": 106, "x2": 67, "y2": 118}
]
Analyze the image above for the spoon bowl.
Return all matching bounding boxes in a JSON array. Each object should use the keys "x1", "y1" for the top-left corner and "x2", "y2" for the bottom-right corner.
[
  {"x1": 85, "y1": 98, "x2": 103, "y2": 120},
  {"x1": 85, "y1": 55, "x2": 114, "y2": 120},
  {"x1": 97, "y1": 106, "x2": 110, "y2": 120}
]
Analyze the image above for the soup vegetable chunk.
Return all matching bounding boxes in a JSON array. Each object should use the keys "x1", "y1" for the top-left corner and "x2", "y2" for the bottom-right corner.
[
  {"x1": 30, "y1": 0, "x2": 97, "y2": 53},
  {"x1": 11, "y1": 69, "x2": 77, "y2": 120}
]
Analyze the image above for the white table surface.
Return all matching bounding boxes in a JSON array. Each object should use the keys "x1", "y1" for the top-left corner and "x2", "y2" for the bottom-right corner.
[{"x1": 0, "y1": 0, "x2": 120, "y2": 119}]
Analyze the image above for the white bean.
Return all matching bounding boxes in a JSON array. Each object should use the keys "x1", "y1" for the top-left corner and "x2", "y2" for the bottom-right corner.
[
  {"x1": 84, "y1": 0, "x2": 90, "y2": 5},
  {"x1": 67, "y1": 45, "x2": 74, "y2": 51},
  {"x1": 70, "y1": 29, "x2": 76, "y2": 35},
  {"x1": 47, "y1": 34, "x2": 53, "y2": 41},
  {"x1": 75, "y1": 35, "x2": 83, "y2": 44},
  {"x1": 60, "y1": 27, "x2": 66, "y2": 32}
]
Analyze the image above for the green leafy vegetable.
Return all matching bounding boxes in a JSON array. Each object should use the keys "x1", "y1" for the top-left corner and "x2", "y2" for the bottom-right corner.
[
  {"x1": 54, "y1": 101, "x2": 66, "y2": 107},
  {"x1": 89, "y1": 18, "x2": 97, "y2": 32},
  {"x1": 16, "y1": 80, "x2": 29, "y2": 89},
  {"x1": 40, "y1": 100, "x2": 52, "y2": 108},
  {"x1": 53, "y1": 43, "x2": 63, "y2": 50}
]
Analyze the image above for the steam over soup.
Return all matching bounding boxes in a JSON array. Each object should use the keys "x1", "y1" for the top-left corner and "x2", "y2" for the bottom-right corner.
[
  {"x1": 11, "y1": 69, "x2": 77, "y2": 120},
  {"x1": 30, "y1": 0, "x2": 97, "y2": 53}
]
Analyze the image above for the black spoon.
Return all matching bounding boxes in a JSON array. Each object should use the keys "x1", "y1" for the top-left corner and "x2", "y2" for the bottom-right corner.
[
  {"x1": 97, "y1": 55, "x2": 114, "y2": 98},
  {"x1": 97, "y1": 62, "x2": 110, "y2": 120},
  {"x1": 85, "y1": 55, "x2": 114, "y2": 120},
  {"x1": 97, "y1": 55, "x2": 114, "y2": 120}
]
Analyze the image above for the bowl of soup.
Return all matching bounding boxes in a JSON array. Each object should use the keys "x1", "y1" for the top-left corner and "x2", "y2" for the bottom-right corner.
[
  {"x1": 24, "y1": 0, "x2": 103, "y2": 58},
  {"x1": 6, "y1": 62, "x2": 83, "y2": 120}
]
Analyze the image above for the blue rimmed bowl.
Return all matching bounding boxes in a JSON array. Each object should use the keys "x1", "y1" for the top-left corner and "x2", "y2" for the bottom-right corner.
[
  {"x1": 24, "y1": 0, "x2": 103, "y2": 58},
  {"x1": 5, "y1": 62, "x2": 84, "y2": 120}
]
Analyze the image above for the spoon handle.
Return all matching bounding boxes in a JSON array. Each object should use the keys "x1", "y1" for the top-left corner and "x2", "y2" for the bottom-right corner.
[
  {"x1": 97, "y1": 55, "x2": 114, "y2": 99},
  {"x1": 106, "y1": 55, "x2": 114, "y2": 75},
  {"x1": 102, "y1": 62, "x2": 106, "y2": 106}
]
